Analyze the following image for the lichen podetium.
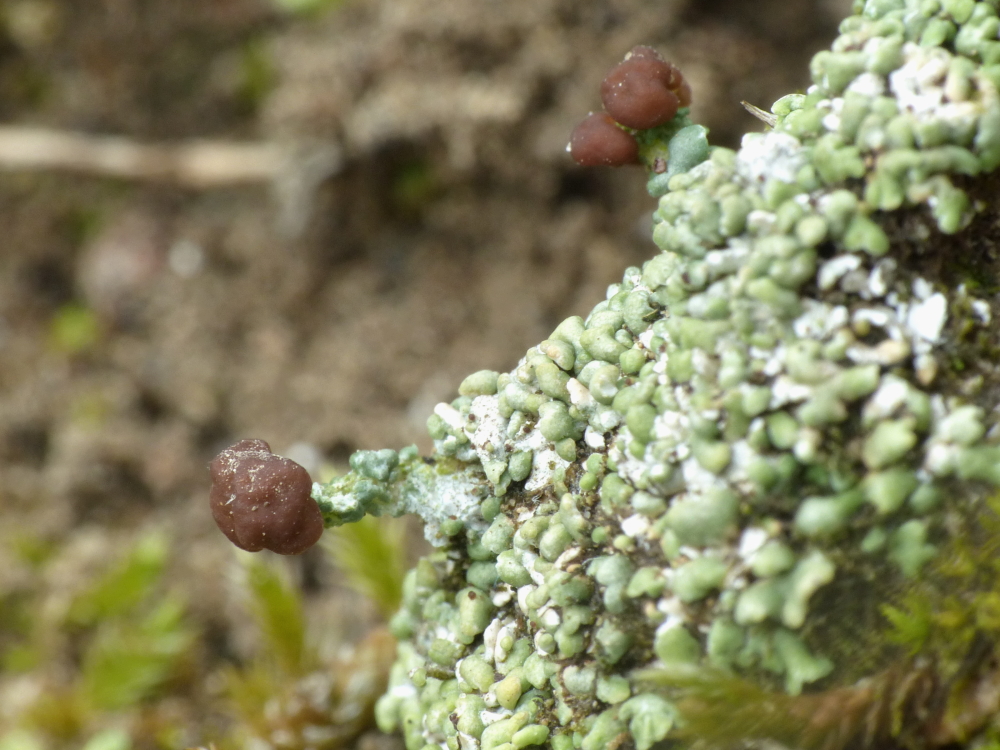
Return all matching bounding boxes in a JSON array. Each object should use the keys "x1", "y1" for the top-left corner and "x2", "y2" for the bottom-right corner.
[{"x1": 276, "y1": 1, "x2": 1000, "y2": 747}]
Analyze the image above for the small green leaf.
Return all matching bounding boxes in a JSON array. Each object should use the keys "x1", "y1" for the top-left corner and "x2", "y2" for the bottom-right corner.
[
  {"x1": 881, "y1": 600, "x2": 932, "y2": 654},
  {"x1": 324, "y1": 515, "x2": 407, "y2": 617},
  {"x1": 80, "y1": 596, "x2": 195, "y2": 710},
  {"x1": 67, "y1": 532, "x2": 169, "y2": 626},
  {"x1": 241, "y1": 553, "x2": 312, "y2": 675}
]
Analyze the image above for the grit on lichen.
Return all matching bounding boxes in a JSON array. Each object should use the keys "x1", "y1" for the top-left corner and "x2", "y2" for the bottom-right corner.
[{"x1": 307, "y1": 1, "x2": 1000, "y2": 748}]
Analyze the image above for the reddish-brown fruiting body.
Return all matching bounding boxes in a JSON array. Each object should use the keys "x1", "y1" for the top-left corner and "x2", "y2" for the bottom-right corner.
[
  {"x1": 600, "y1": 46, "x2": 691, "y2": 130},
  {"x1": 209, "y1": 439, "x2": 323, "y2": 555},
  {"x1": 569, "y1": 112, "x2": 641, "y2": 167}
]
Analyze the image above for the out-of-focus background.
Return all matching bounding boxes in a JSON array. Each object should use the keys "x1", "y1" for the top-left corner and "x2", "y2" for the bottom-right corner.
[{"x1": 0, "y1": 1, "x2": 850, "y2": 747}]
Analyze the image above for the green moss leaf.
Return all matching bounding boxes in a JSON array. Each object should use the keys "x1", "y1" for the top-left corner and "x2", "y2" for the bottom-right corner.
[
  {"x1": 67, "y1": 532, "x2": 168, "y2": 627},
  {"x1": 241, "y1": 553, "x2": 312, "y2": 676},
  {"x1": 80, "y1": 596, "x2": 195, "y2": 710},
  {"x1": 324, "y1": 515, "x2": 408, "y2": 618}
]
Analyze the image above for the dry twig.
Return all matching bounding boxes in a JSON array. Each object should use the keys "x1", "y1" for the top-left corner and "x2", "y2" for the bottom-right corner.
[{"x1": 0, "y1": 125, "x2": 287, "y2": 188}]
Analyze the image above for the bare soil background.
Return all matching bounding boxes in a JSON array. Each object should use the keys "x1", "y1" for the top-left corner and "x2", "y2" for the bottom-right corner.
[{"x1": 0, "y1": 0, "x2": 850, "y2": 746}]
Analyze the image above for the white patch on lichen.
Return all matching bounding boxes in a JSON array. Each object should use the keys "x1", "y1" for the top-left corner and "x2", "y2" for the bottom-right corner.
[
  {"x1": 971, "y1": 299, "x2": 992, "y2": 324},
  {"x1": 847, "y1": 71, "x2": 887, "y2": 98},
  {"x1": 923, "y1": 441, "x2": 959, "y2": 476},
  {"x1": 746, "y1": 210, "x2": 778, "y2": 234},
  {"x1": 591, "y1": 406, "x2": 622, "y2": 433},
  {"x1": 656, "y1": 596, "x2": 688, "y2": 624},
  {"x1": 692, "y1": 349, "x2": 718, "y2": 378},
  {"x1": 584, "y1": 427, "x2": 606, "y2": 449},
  {"x1": 681, "y1": 456, "x2": 729, "y2": 495},
  {"x1": 890, "y1": 43, "x2": 981, "y2": 125},
  {"x1": 388, "y1": 683, "x2": 418, "y2": 699},
  {"x1": 794, "y1": 426, "x2": 823, "y2": 463},
  {"x1": 866, "y1": 259, "x2": 896, "y2": 298},
  {"x1": 567, "y1": 378, "x2": 595, "y2": 410},
  {"x1": 852, "y1": 306, "x2": 899, "y2": 335},
  {"x1": 906, "y1": 292, "x2": 948, "y2": 343},
  {"x1": 706, "y1": 241, "x2": 751, "y2": 275},
  {"x1": 405, "y1": 470, "x2": 489, "y2": 546},
  {"x1": 758, "y1": 345, "x2": 786, "y2": 377},
  {"x1": 469, "y1": 395, "x2": 508, "y2": 463},
  {"x1": 727, "y1": 440, "x2": 759, "y2": 491},
  {"x1": 912, "y1": 277, "x2": 934, "y2": 300},
  {"x1": 863, "y1": 374, "x2": 910, "y2": 422},
  {"x1": 738, "y1": 527, "x2": 770, "y2": 560},
  {"x1": 539, "y1": 607, "x2": 561, "y2": 631},
  {"x1": 480, "y1": 709, "x2": 512, "y2": 725},
  {"x1": 769, "y1": 376, "x2": 814, "y2": 410},
  {"x1": 434, "y1": 402, "x2": 466, "y2": 433},
  {"x1": 847, "y1": 338, "x2": 910, "y2": 365},
  {"x1": 891, "y1": 44, "x2": 949, "y2": 115},
  {"x1": 516, "y1": 585, "x2": 533, "y2": 614},
  {"x1": 818, "y1": 254, "x2": 862, "y2": 290},
  {"x1": 793, "y1": 300, "x2": 849, "y2": 339},
  {"x1": 520, "y1": 551, "x2": 546, "y2": 586},
  {"x1": 821, "y1": 96, "x2": 842, "y2": 132},
  {"x1": 555, "y1": 546, "x2": 581, "y2": 569},
  {"x1": 653, "y1": 403, "x2": 690, "y2": 445},
  {"x1": 313, "y1": 485, "x2": 363, "y2": 519},
  {"x1": 621, "y1": 514, "x2": 651, "y2": 538},
  {"x1": 736, "y1": 131, "x2": 808, "y2": 184},
  {"x1": 482, "y1": 617, "x2": 513, "y2": 664},
  {"x1": 524, "y1": 448, "x2": 569, "y2": 492}
]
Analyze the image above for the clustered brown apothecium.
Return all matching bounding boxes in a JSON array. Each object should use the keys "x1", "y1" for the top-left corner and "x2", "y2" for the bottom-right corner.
[
  {"x1": 209, "y1": 439, "x2": 323, "y2": 555},
  {"x1": 569, "y1": 45, "x2": 691, "y2": 167}
]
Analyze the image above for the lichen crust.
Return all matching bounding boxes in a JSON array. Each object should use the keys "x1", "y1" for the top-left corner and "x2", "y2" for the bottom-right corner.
[{"x1": 310, "y1": 1, "x2": 1000, "y2": 747}]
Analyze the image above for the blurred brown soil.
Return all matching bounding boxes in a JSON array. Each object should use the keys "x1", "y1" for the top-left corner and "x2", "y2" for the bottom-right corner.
[{"x1": 0, "y1": 0, "x2": 849, "y2": 743}]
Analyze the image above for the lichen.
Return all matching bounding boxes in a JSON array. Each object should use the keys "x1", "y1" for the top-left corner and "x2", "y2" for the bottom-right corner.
[{"x1": 308, "y1": 1, "x2": 1000, "y2": 747}]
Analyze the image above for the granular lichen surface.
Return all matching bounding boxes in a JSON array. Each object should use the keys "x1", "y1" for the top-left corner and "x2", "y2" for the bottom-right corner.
[{"x1": 308, "y1": 1, "x2": 1000, "y2": 748}]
